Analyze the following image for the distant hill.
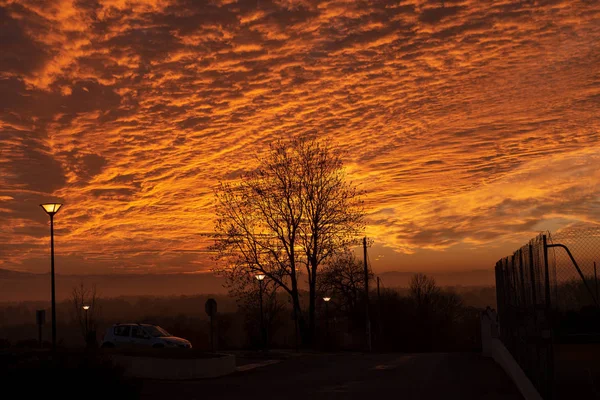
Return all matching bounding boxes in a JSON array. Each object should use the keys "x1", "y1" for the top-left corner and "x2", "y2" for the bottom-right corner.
[
  {"x1": 378, "y1": 269, "x2": 495, "y2": 288},
  {"x1": 0, "y1": 269, "x2": 228, "y2": 302},
  {"x1": 0, "y1": 268, "x2": 37, "y2": 278}
]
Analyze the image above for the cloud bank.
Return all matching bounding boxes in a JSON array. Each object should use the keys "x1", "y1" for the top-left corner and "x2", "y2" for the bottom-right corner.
[{"x1": 1, "y1": 0, "x2": 599, "y2": 274}]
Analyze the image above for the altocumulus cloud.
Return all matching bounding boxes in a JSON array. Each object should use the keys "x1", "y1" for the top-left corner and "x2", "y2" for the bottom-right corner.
[{"x1": 0, "y1": 0, "x2": 599, "y2": 274}]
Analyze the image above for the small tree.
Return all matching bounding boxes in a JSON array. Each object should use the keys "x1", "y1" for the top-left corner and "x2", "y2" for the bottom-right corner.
[
  {"x1": 224, "y1": 267, "x2": 285, "y2": 348},
  {"x1": 408, "y1": 273, "x2": 463, "y2": 350},
  {"x1": 409, "y1": 273, "x2": 440, "y2": 307},
  {"x1": 71, "y1": 283, "x2": 100, "y2": 347},
  {"x1": 317, "y1": 249, "x2": 372, "y2": 316},
  {"x1": 213, "y1": 139, "x2": 365, "y2": 345}
]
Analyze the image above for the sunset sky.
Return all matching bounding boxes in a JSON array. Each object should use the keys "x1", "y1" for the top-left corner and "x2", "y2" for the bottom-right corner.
[{"x1": 1, "y1": 0, "x2": 599, "y2": 277}]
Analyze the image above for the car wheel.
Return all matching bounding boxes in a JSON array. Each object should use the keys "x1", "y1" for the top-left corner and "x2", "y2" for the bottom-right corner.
[{"x1": 101, "y1": 342, "x2": 115, "y2": 348}]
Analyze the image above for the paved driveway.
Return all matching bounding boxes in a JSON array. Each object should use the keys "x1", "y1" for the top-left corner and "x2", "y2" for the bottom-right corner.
[{"x1": 141, "y1": 352, "x2": 523, "y2": 400}]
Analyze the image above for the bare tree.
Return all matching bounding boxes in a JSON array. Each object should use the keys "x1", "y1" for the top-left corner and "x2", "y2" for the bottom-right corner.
[
  {"x1": 408, "y1": 273, "x2": 464, "y2": 349},
  {"x1": 225, "y1": 269, "x2": 286, "y2": 347},
  {"x1": 71, "y1": 283, "x2": 100, "y2": 346},
  {"x1": 213, "y1": 139, "x2": 365, "y2": 344},
  {"x1": 317, "y1": 249, "x2": 372, "y2": 315},
  {"x1": 409, "y1": 273, "x2": 440, "y2": 307}
]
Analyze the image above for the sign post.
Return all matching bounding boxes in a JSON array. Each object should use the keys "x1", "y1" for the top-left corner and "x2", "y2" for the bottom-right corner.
[
  {"x1": 36, "y1": 309, "x2": 46, "y2": 348},
  {"x1": 205, "y1": 298, "x2": 218, "y2": 352}
]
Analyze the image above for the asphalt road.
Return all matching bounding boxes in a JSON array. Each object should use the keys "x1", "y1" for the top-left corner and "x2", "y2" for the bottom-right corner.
[{"x1": 140, "y1": 352, "x2": 523, "y2": 400}]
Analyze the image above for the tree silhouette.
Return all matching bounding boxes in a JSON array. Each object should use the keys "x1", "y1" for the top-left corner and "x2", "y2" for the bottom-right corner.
[
  {"x1": 224, "y1": 265, "x2": 285, "y2": 347},
  {"x1": 70, "y1": 283, "x2": 100, "y2": 347},
  {"x1": 409, "y1": 273, "x2": 440, "y2": 307},
  {"x1": 213, "y1": 139, "x2": 365, "y2": 345},
  {"x1": 317, "y1": 249, "x2": 372, "y2": 316},
  {"x1": 408, "y1": 273, "x2": 463, "y2": 350}
]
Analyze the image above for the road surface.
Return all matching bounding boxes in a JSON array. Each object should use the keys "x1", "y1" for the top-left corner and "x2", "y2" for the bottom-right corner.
[{"x1": 140, "y1": 352, "x2": 523, "y2": 399}]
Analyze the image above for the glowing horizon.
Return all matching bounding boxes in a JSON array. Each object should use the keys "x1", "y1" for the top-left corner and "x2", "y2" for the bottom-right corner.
[{"x1": 1, "y1": 0, "x2": 599, "y2": 276}]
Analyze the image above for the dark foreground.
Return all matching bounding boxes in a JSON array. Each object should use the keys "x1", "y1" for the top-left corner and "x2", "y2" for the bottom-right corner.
[{"x1": 141, "y1": 352, "x2": 523, "y2": 400}]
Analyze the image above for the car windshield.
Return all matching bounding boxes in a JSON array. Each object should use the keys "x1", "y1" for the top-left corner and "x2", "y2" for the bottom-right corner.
[{"x1": 144, "y1": 325, "x2": 171, "y2": 337}]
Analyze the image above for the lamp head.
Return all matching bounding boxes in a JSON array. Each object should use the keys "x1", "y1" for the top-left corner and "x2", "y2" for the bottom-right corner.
[
  {"x1": 255, "y1": 274, "x2": 266, "y2": 281},
  {"x1": 323, "y1": 297, "x2": 331, "y2": 302},
  {"x1": 40, "y1": 203, "x2": 63, "y2": 216},
  {"x1": 82, "y1": 305, "x2": 90, "y2": 310}
]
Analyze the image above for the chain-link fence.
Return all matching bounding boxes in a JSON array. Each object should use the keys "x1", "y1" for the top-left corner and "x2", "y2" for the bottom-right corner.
[
  {"x1": 496, "y1": 228, "x2": 600, "y2": 399},
  {"x1": 548, "y1": 228, "x2": 600, "y2": 314},
  {"x1": 495, "y1": 233, "x2": 554, "y2": 399}
]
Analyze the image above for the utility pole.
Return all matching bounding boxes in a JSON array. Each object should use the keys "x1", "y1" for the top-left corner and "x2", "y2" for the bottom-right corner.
[
  {"x1": 594, "y1": 262, "x2": 599, "y2": 305},
  {"x1": 363, "y1": 237, "x2": 372, "y2": 352},
  {"x1": 377, "y1": 276, "x2": 382, "y2": 343}
]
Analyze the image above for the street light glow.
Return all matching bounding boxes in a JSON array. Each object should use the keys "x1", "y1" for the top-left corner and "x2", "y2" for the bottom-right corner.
[
  {"x1": 255, "y1": 274, "x2": 266, "y2": 281},
  {"x1": 323, "y1": 297, "x2": 331, "y2": 302},
  {"x1": 83, "y1": 305, "x2": 90, "y2": 310},
  {"x1": 40, "y1": 203, "x2": 63, "y2": 215}
]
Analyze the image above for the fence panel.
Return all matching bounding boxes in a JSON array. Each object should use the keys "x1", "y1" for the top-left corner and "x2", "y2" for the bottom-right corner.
[{"x1": 495, "y1": 233, "x2": 554, "y2": 399}]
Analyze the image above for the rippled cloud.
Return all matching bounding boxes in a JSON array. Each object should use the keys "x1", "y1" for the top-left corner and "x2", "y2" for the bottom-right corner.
[{"x1": 1, "y1": 0, "x2": 599, "y2": 274}]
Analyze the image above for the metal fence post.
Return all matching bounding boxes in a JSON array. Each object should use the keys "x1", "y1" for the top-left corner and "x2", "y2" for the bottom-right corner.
[
  {"x1": 511, "y1": 254, "x2": 518, "y2": 305},
  {"x1": 543, "y1": 235, "x2": 551, "y2": 310},
  {"x1": 519, "y1": 249, "x2": 527, "y2": 308},
  {"x1": 542, "y1": 234, "x2": 554, "y2": 400},
  {"x1": 528, "y1": 243, "x2": 537, "y2": 308}
]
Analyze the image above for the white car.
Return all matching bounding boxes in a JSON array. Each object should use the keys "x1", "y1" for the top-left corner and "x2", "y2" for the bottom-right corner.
[{"x1": 101, "y1": 323, "x2": 192, "y2": 349}]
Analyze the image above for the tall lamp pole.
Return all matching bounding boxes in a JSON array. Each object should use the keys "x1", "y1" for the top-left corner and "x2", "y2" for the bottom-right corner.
[
  {"x1": 255, "y1": 274, "x2": 266, "y2": 350},
  {"x1": 40, "y1": 203, "x2": 63, "y2": 354},
  {"x1": 83, "y1": 305, "x2": 90, "y2": 340},
  {"x1": 323, "y1": 297, "x2": 331, "y2": 349}
]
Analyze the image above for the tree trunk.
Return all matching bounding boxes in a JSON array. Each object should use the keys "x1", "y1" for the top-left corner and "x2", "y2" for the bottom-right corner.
[
  {"x1": 308, "y1": 259, "x2": 319, "y2": 347},
  {"x1": 290, "y1": 273, "x2": 311, "y2": 347},
  {"x1": 308, "y1": 280, "x2": 316, "y2": 346}
]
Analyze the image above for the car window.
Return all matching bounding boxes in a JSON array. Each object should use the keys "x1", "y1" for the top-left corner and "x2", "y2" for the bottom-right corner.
[
  {"x1": 114, "y1": 326, "x2": 131, "y2": 337},
  {"x1": 131, "y1": 326, "x2": 148, "y2": 339},
  {"x1": 144, "y1": 325, "x2": 171, "y2": 337}
]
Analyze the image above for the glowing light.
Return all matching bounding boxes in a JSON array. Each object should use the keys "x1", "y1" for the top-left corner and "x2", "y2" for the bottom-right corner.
[{"x1": 40, "y1": 203, "x2": 63, "y2": 215}]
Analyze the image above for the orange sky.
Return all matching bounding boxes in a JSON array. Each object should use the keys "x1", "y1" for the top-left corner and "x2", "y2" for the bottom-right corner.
[{"x1": 1, "y1": 0, "x2": 599, "y2": 276}]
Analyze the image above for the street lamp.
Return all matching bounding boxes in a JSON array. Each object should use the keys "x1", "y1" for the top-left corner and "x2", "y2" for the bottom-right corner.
[
  {"x1": 83, "y1": 305, "x2": 90, "y2": 340},
  {"x1": 40, "y1": 202, "x2": 62, "y2": 354},
  {"x1": 255, "y1": 274, "x2": 266, "y2": 350},
  {"x1": 323, "y1": 297, "x2": 331, "y2": 349}
]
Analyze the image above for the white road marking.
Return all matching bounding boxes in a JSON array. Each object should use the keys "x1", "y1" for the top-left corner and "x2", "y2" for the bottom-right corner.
[{"x1": 236, "y1": 359, "x2": 280, "y2": 372}]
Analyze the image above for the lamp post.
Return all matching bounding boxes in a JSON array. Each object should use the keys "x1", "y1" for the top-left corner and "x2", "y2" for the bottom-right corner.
[
  {"x1": 255, "y1": 274, "x2": 266, "y2": 350},
  {"x1": 83, "y1": 305, "x2": 90, "y2": 340},
  {"x1": 40, "y1": 203, "x2": 62, "y2": 354},
  {"x1": 323, "y1": 297, "x2": 331, "y2": 349}
]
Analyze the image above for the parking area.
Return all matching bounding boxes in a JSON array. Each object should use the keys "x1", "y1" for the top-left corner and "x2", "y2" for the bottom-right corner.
[{"x1": 141, "y1": 352, "x2": 523, "y2": 400}]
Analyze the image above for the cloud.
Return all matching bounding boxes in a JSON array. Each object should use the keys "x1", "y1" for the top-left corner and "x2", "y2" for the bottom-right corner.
[
  {"x1": 0, "y1": 4, "x2": 53, "y2": 75},
  {"x1": 0, "y1": 0, "x2": 599, "y2": 274}
]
